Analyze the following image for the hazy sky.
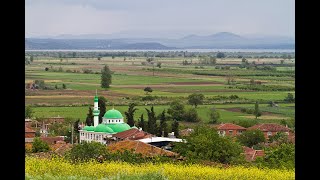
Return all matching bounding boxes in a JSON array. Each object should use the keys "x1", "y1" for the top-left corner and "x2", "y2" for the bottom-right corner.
[{"x1": 26, "y1": 0, "x2": 295, "y2": 38}]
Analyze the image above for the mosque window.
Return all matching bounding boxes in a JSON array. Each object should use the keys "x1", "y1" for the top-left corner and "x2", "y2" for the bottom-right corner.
[
  {"x1": 109, "y1": 120, "x2": 110, "y2": 123},
  {"x1": 112, "y1": 120, "x2": 114, "y2": 122}
]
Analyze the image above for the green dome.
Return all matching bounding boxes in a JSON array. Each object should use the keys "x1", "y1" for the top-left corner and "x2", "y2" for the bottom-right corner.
[
  {"x1": 83, "y1": 126, "x2": 90, "y2": 130},
  {"x1": 84, "y1": 126, "x2": 95, "y2": 131},
  {"x1": 106, "y1": 123, "x2": 131, "y2": 133},
  {"x1": 94, "y1": 124, "x2": 114, "y2": 133},
  {"x1": 104, "y1": 109, "x2": 123, "y2": 119}
]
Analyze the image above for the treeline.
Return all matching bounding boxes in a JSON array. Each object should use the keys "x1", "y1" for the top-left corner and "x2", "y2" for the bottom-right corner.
[{"x1": 25, "y1": 51, "x2": 295, "y2": 59}]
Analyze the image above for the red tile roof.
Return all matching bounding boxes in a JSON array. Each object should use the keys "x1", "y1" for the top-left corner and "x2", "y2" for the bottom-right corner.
[
  {"x1": 214, "y1": 123, "x2": 246, "y2": 130},
  {"x1": 242, "y1": 146, "x2": 265, "y2": 161},
  {"x1": 247, "y1": 123, "x2": 291, "y2": 132},
  {"x1": 113, "y1": 128, "x2": 152, "y2": 140},
  {"x1": 25, "y1": 127, "x2": 36, "y2": 133},
  {"x1": 107, "y1": 140, "x2": 177, "y2": 157}
]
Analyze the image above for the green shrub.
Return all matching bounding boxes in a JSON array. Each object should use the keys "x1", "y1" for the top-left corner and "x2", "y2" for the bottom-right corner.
[{"x1": 32, "y1": 137, "x2": 50, "y2": 153}]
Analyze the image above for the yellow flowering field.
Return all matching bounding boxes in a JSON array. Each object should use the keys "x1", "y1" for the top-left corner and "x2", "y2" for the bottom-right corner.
[{"x1": 25, "y1": 156, "x2": 294, "y2": 180}]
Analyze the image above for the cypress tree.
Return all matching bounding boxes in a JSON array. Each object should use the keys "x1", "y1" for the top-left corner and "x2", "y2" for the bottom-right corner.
[{"x1": 101, "y1": 65, "x2": 112, "y2": 88}]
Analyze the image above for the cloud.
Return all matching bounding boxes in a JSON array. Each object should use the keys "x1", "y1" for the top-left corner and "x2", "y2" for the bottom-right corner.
[
  {"x1": 26, "y1": 0, "x2": 294, "y2": 38},
  {"x1": 26, "y1": 1, "x2": 129, "y2": 37}
]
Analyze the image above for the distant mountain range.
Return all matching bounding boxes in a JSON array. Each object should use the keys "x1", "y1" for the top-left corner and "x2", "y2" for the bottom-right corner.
[{"x1": 25, "y1": 32, "x2": 294, "y2": 50}]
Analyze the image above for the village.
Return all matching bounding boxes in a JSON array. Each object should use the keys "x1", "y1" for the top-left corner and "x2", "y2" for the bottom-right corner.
[{"x1": 25, "y1": 93, "x2": 295, "y2": 162}]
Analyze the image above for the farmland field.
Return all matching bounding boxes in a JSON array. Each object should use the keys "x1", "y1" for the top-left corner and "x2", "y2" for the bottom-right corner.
[{"x1": 25, "y1": 51, "x2": 295, "y2": 128}]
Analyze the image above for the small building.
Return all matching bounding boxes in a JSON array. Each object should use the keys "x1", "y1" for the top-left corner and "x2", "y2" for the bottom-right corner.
[
  {"x1": 242, "y1": 146, "x2": 265, "y2": 161},
  {"x1": 213, "y1": 123, "x2": 246, "y2": 136},
  {"x1": 247, "y1": 123, "x2": 293, "y2": 139},
  {"x1": 25, "y1": 127, "x2": 36, "y2": 138},
  {"x1": 25, "y1": 119, "x2": 33, "y2": 128}
]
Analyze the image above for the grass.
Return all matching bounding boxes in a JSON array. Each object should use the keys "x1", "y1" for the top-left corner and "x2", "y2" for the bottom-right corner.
[{"x1": 32, "y1": 103, "x2": 294, "y2": 124}]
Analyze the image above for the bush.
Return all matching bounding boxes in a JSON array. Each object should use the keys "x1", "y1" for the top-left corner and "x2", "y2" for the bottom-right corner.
[
  {"x1": 254, "y1": 143, "x2": 295, "y2": 169},
  {"x1": 237, "y1": 129, "x2": 266, "y2": 148},
  {"x1": 172, "y1": 125, "x2": 244, "y2": 164},
  {"x1": 32, "y1": 137, "x2": 50, "y2": 153},
  {"x1": 82, "y1": 69, "x2": 93, "y2": 74},
  {"x1": 183, "y1": 108, "x2": 201, "y2": 122},
  {"x1": 67, "y1": 141, "x2": 107, "y2": 162}
]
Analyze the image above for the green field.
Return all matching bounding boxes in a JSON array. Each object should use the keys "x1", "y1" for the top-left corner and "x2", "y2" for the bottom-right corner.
[{"x1": 26, "y1": 52, "x2": 295, "y2": 126}]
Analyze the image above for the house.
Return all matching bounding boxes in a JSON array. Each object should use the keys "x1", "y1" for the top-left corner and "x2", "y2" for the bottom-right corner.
[
  {"x1": 25, "y1": 119, "x2": 33, "y2": 128},
  {"x1": 213, "y1": 123, "x2": 246, "y2": 136},
  {"x1": 247, "y1": 123, "x2": 293, "y2": 139},
  {"x1": 242, "y1": 146, "x2": 265, "y2": 161},
  {"x1": 25, "y1": 127, "x2": 36, "y2": 138},
  {"x1": 112, "y1": 128, "x2": 153, "y2": 141}
]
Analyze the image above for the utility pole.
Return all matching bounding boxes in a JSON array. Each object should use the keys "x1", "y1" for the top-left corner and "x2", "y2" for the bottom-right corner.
[
  {"x1": 153, "y1": 62, "x2": 154, "y2": 76},
  {"x1": 70, "y1": 123, "x2": 74, "y2": 144}
]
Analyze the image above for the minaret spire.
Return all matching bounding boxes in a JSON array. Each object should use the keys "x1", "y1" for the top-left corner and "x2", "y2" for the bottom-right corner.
[{"x1": 93, "y1": 90, "x2": 100, "y2": 127}]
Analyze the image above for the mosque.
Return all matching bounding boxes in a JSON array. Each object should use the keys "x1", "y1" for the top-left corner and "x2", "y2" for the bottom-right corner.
[{"x1": 79, "y1": 94, "x2": 134, "y2": 144}]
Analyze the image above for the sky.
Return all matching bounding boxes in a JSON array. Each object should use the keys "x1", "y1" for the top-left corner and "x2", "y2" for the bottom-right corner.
[{"x1": 25, "y1": 0, "x2": 295, "y2": 38}]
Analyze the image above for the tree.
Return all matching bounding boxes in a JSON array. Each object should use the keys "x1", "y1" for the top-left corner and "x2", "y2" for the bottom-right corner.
[
  {"x1": 156, "y1": 62, "x2": 162, "y2": 68},
  {"x1": 171, "y1": 120, "x2": 179, "y2": 137},
  {"x1": 237, "y1": 129, "x2": 266, "y2": 148},
  {"x1": 146, "y1": 106, "x2": 157, "y2": 134},
  {"x1": 98, "y1": 96, "x2": 107, "y2": 124},
  {"x1": 138, "y1": 114, "x2": 146, "y2": 131},
  {"x1": 268, "y1": 132, "x2": 290, "y2": 144},
  {"x1": 101, "y1": 65, "x2": 112, "y2": 88},
  {"x1": 216, "y1": 52, "x2": 226, "y2": 58},
  {"x1": 62, "y1": 84, "x2": 66, "y2": 89},
  {"x1": 25, "y1": 105, "x2": 34, "y2": 119},
  {"x1": 55, "y1": 84, "x2": 58, "y2": 89},
  {"x1": 253, "y1": 101, "x2": 262, "y2": 119},
  {"x1": 32, "y1": 137, "x2": 50, "y2": 153},
  {"x1": 124, "y1": 103, "x2": 138, "y2": 127},
  {"x1": 187, "y1": 93, "x2": 204, "y2": 108},
  {"x1": 144, "y1": 87, "x2": 153, "y2": 94},
  {"x1": 284, "y1": 93, "x2": 295, "y2": 103},
  {"x1": 97, "y1": 57, "x2": 101, "y2": 60},
  {"x1": 183, "y1": 108, "x2": 201, "y2": 122},
  {"x1": 159, "y1": 109, "x2": 168, "y2": 137},
  {"x1": 209, "y1": 107, "x2": 220, "y2": 124},
  {"x1": 45, "y1": 67, "x2": 49, "y2": 71},
  {"x1": 255, "y1": 143, "x2": 295, "y2": 169},
  {"x1": 172, "y1": 125, "x2": 244, "y2": 164},
  {"x1": 280, "y1": 59, "x2": 285, "y2": 64},
  {"x1": 72, "y1": 52, "x2": 76, "y2": 58},
  {"x1": 68, "y1": 141, "x2": 108, "y2": 162},
  {"x1": 167, "y1": 100, "x2": 186, "y2": 121},
  {"x1": 85, "y1": 107, "x2": 94, "y2": 126},
  {"x1": 30, "y1": 55, "x2": 34, "y2": 62}
]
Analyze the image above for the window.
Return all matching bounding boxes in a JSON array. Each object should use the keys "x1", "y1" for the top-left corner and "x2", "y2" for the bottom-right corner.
[
  {"x1": 267, "y1": 132, "x2": 272, "y2": 136},
  {"x1": 237, "y1": 130, "x2": 242, "y2": 135},
  {"x1": 219, "y1": 131, "x2": 225, "y2": 136},
  {"x1": 112, "y1": 120, "x2": 114, "y2": 122},
  {"x1": 90, "y1": 134, "x2": 93, "y2": 139},
  {"x1": 229, "y1": 130, "x2": 233, "y2": 134}
]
